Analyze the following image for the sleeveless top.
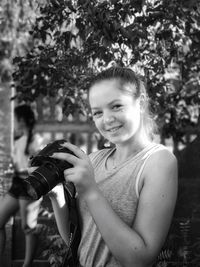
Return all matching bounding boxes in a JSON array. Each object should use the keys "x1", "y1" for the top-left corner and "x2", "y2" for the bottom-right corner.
[
  {"x1": 77, "y1": 143, "x2": 167, "y2": 267},
  {"x1": 13, "y1": 133, "x2": 46, "y2": 178}
]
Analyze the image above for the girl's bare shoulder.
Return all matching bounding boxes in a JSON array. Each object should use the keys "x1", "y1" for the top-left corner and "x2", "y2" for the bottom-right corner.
[{"x1": 144, "y1": 146, "x2": 177, "y2": 183}]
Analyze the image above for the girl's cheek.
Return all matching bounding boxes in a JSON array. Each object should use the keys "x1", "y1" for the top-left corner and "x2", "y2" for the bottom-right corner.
[
  {"x1": 95, "y1": 120, "x2": 103, "y2": 131},
  {"x1": 94, "y1": 120, "x2": 101, "y2": 128}
]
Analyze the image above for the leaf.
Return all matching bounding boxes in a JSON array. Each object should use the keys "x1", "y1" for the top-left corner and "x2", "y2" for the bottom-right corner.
[{"x1": 10, "y1": 0, "x2": 200, "y2": 143}]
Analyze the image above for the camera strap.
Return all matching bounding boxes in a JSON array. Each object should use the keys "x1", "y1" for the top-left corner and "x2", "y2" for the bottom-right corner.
[{"x1": 62, "y1": 182, "x2": 81, "y2": 267}]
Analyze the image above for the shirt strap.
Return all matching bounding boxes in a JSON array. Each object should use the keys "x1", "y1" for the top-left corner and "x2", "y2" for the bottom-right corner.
[{"x1": 135, "y1": 144, "x2": 167, "y2": 198}]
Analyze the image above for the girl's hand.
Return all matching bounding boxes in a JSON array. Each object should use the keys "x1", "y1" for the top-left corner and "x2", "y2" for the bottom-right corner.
[
  {"x1": 51, "y1": 142, "x2": 97, "y2": 198},
  {"x1": 27, "y1": 166, "x2": 38, "y2": 175}
]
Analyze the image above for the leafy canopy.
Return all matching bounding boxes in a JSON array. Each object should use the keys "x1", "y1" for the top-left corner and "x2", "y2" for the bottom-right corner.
[{"x1": 12, "y1": 0, "x2": 200, "y2": 141}]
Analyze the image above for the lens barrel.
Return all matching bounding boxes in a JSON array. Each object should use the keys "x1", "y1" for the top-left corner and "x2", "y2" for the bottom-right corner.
[
  {"x1": 24, "y1": 161, "x2": 63, "y2": 199},
  {"x1": 24, "y1": 140, "x2": 74, "y2": 199}
]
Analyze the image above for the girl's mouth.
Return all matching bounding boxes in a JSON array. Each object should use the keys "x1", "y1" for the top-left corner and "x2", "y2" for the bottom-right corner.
[{"x1": 106, "y1": 125, "x2": 122, "y2": 132}]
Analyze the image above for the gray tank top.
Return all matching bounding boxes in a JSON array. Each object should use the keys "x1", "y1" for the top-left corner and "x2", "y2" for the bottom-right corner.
[{"x1": 77, "y1": 143, "x2": 166, "y2": 267}]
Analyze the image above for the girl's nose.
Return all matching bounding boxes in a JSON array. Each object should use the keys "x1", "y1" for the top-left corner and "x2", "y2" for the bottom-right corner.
[{"x1": 103, "y1": 113, "x2": 116, "y2": 124}]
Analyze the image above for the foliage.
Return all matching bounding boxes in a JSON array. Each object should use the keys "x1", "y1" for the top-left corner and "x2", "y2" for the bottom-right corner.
[
  {"x1": 12, "y1": 0, "x2": 200, "y2": 141},
  {"x1": 35, "y1": 205, "x2": 68, "y2": 267},
  {"x1": 0, "y1": 0, "x2": 46, "y2": 83},
  {"x1": 42, "y1": 233, "x2": 68, "y2": 267}
]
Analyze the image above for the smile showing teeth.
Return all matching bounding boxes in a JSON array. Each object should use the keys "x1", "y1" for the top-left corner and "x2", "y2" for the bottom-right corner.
[{"x1": 107, "y1": 126, "x2": 121, "y2": 132}]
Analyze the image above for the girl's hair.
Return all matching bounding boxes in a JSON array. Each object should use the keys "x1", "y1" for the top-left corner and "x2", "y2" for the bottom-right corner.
[
  {"x1": 90, "y1": 67, "x2": 158, "y2": 140},
  {"x1": 14, "y1": 104, "x2": 36, "y2": 155}
]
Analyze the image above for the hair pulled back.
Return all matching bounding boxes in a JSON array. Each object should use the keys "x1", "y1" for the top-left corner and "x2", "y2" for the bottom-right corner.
[{"x1": 90, "y1": 67, "x2": 157, "y2": 140}]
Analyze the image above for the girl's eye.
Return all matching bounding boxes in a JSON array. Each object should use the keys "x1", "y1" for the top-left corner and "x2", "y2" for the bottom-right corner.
[
  {"x1": 112, "y1": 104, "x2": 122, "y2": 110},
  {"x1": 92, "y1": 111, "x2": 102, "y2": 118}
]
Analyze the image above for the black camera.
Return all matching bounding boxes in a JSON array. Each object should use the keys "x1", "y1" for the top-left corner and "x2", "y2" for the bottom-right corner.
[{"x1": 24, "y1": 139, "x2": 74, "y2": 200}]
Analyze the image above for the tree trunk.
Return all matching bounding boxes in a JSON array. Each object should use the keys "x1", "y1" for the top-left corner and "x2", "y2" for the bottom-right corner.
[{"x1": 0, "y1": 82, "x2": 13, "y2": 267}]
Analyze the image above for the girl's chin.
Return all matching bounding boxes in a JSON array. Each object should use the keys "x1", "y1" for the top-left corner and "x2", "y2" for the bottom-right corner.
[
  {"x1": 106, "y1": 133, "x2": 137, "y2": 145},
  {"x1": 106, "y1": 135, "x2": 124, "y2": 144}
]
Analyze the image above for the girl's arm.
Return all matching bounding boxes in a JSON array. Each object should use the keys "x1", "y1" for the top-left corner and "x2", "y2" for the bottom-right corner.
[
  {"x1": 48, "y1": 183, "x2": 70, "y2": 246},
  {"x1": 52, "y1": 143, "x2": 178, "y2": 267},
  {"x1": 84, "y1": 149, "x2": 178, "y2": 267}
]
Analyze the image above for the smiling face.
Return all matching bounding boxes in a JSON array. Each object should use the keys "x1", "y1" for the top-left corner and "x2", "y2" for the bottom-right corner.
[{"x1": 89, "y1": 79, "x2": 142, "y2": 145}]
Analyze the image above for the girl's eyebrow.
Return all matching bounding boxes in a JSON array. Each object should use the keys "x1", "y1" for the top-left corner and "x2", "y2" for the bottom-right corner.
[{"x1": 91, "y1": 99, "x2": 122, "y2": 110}]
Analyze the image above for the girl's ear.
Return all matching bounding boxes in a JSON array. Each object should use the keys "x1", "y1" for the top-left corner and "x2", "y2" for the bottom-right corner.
[{"x1": 139, "y1": 94, "x2": 146, "y2": 113}]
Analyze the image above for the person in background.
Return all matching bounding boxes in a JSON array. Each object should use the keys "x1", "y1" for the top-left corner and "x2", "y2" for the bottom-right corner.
[
  {"x1": 38, "y1": 67, "x2": 178, "y2": 267},
  {"x1": 0, "y1": 104, "x2": 43, "y2": 267}
]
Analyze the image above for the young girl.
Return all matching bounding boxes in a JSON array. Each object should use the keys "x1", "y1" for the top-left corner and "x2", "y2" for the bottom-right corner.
[
  {"x1": 0, "y1": 104, "x2": 42, "y2": 267},
  {"x1": 48, "y1": 67, "x2": 178, "y2": 267}
]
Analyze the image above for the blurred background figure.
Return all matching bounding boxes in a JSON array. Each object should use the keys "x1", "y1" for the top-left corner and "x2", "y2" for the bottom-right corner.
[{"x1": 0, "y1": 104, "x2": 43, "y2": 267}]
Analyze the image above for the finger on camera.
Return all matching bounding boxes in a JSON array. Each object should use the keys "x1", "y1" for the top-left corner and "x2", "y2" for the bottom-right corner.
[
  {"x1": 27, "y1": 167, "x2": 38, "y2": 174},
  {"x1": 64, "y1": 168, "x2": 74, "y2": 176},
  {"x1": 62, "y1": 142, "x2": 86, "y2": 158},
  {"x1": 51, "y1": 152, "x2": 79, "y2": 165}
]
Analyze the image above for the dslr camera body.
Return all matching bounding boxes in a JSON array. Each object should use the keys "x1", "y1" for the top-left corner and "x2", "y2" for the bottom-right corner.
[
  {"x1": 24, "y1": 139, "x2": 74, "y2": 200},
  {"x1": 24, "y1": 139, "x2": 81, "y2": 266}
]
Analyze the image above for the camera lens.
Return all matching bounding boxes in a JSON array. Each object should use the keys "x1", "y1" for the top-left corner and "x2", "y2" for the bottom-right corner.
[
  {"x1": 24, "y1": 140, "x2": 74, "y2": 199},
  {"x1": 25, "y1": 174, "x2": 46, "y2": 200},
  {"x1": 24, "y1": 161, "x2": 63, "y2": 199}
]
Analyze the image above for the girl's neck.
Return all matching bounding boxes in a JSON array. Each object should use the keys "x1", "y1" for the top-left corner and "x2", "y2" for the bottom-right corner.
[{"x1": 113, "y1": 136, "x2": 152, "y2": 163}]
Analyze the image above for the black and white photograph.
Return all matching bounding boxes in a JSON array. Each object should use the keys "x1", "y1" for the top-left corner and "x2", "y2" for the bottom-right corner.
[{"x1": 0, "y1": 1, "x2": 200, "y2": 266}]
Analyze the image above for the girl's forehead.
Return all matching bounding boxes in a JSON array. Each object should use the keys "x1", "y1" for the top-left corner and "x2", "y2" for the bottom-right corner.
[
  {"x1": 89, "y1": 80, "x2": 121, "y2": 99},
  {"x1": 89, "y1": 79, "x2": 135, "y2": 107}
]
